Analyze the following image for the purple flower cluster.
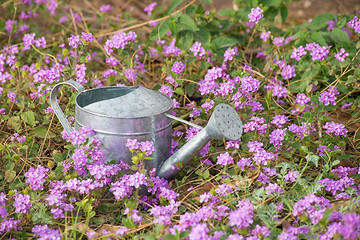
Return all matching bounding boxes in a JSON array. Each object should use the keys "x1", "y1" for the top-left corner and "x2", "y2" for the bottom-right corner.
[
  {"x1": 99, "y1": 4, "x2": 113, "y2": 13},
  {"x1": 288, "y1": 122, "x2": 315, "y2": 139},
  {"x1": 171, "y1": 61, "x2": 185, "y2": 74},
  {"x1": 124, "y1": 68, "x2": 138, "y2": 82},
  {"x1": 228, "y1": 199, "x2": 254, "y2": 229},
  {"x1": 260, "y1": 31, "x2": 271, "y2": 41},
  {"x1": 269, "y1": 128, "x2": 286, "y2": 147},
  {"x1": 110, "y1": 172, "x2": 149, "y2": 199},
  {"x1": 248, "y1": 7, "x2": 263, "y2": 24},
  {"x1": 159, "y1": 85, "x2": 174, "y2": 97},
  {"x1": 25, "y1": 165, "x2": 49, "y2": 190},
  {"x1": 62, "y1": 126, "x2": 94, "y2": 145},
  {"x1": 68, "y1": 35, "x2": 82, "y2": 48},
  {"x1": 293, "y1": 193, "x2": 332, "y2": 224},
  {"x1": 281, "y1": 65, "x2": 296, "y2": 80},
  {"x1": 126, "y1": 138, "x2": 156, "y2": 156},
  {"x1": 290, "y1": 46, "x2": 307, "y2": 61},
  {"x1": 264, "y1": 79, "x2": 287, "y2": 98},
  {"x1": 321, "y1": 213, "x2": 360, "y2": 239},
  {"x1": 224, "y1": 47, "x2": 238, "y2": 62},
  {"x1": 284, "y1": 171, "x2": 300, "y2": 182},
  {"x1": 144, "y1": 2, "x2": 157, "y2": 15},
  {"x1": 243, "y1": 117, "x2": 267, "y2": 136},
  {"x1": 334, "y1": 48, "x2": 349, "y2": 62},
  {"x1": 318, "y1": 176, "x2": 355, "y2": 195},
  {"x1": 150, "y1": 202, "x2": 179, "y2": 226},
  {"x1": 273, "y1": 37, "x2": 284, "y2": 46},
  {"x1": 163, "y1": 39, "x2": 181, "y2": 57},
  {"x1": 190, "y1": 42, "x2": 205, "y2": 57},
  {"x1": 13, "y1": 193, "x2": 32, "y2": 213},
  {"x1": 323, "y1": 121, "x2": 347, "y2": 137},
  {"x1": 271, "y1": 114, "x2": 289, "y2": 128},
  {"x1": 217, "y1": 152, "x2": 233, "y2": 165},
  {"x1": 348, "y1": 16, "x2": 360, "y2": 33},
  {"x1": 305, "y1": 43, "x2": 331, "y2": 61},
  {"x1": 198, "y1": 66, "x2": 222, "y2": 95},
  {"x1": 296, "y1": 93, "x2": 311, "y2": 105},
  {"x1": 104, "y1": 31, "x2": 136, "y2": 55},
  {"x1": 0, "y1": 218, "x2": 22, "y2": 235},
  {"x1": 265, "y1": 183, "x2": 283, "y2": 194},
  {"x1": 32, "y1": 225, "x2": 61, "y2": 240}
]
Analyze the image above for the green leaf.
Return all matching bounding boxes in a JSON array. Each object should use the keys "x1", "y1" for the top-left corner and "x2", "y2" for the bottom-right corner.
[
  {"x1": 177, "y1": 30, "x2": 194, "y2": 50},
  {"x1": 53, "y1": 153, "x2": 64, "y2": 162},
  {"x1": 330, "y1": 28, "x2": 349, "y2": 43},
  {"x1": 212, "y1": 36, "x2": 238, "y2": 49},
  {"x1": 280, "y1": 4, "x2": 288, "y2": 24},
  {"x1": 150, "y1": 19, "x2": 170, "y2": 41},
  {"x1": 261, "y1": 0, "x2": 281, "y2": 7},
  {"x1": 218, "y1": 9, "x2": 234, "y2": 17},
  {"x1": 185, "y1": 84, "x2": 195, "y2": 96},
  {"x1": 306, "y1": 154, "x2": 319, "y2": 168},
  {"x1": 21, "y1": 110, "x2": 36, "y2": 126},
  {"x1": 308, "y1": 13, "x2": 334, "y2": 30},
  {"x1": 8, "y1": 116, "x2": 21, "y2": 130},
  {"x1": 178, "y1": 14, "x2": 199, "y2": 31},
  {"x1": 32, "y1": 126, "x2": 56, "y2": 138},
  {"x1": 5, "y1": 170, "x2": 16, "y2": 182},
  {"x1": 201, "y1": 0, "x2": 212, "y2": 3},
  {"x1": 193, "y1": 26, "x2": 211, "y2": 44},
  {"x1": 167, "y1": 0, "x2": 186, "y2": 14},
  {"x1": 79, "y1": 56, "x2": 86, "y2": 63},
  {"x1": 309, "y1": 32, "x2": 327, "y2": 46},
  {"x1": 332, "y1": 160, "x2": 340, "y2": 167},
  {"x1": 175, "y1": 88, "x2": 184, "y2": 95}
]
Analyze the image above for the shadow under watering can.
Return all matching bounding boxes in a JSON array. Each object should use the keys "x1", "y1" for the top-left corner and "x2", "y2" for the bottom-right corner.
[{"x1": 50, "y1": 80, "x2": 243, "y2": 180}]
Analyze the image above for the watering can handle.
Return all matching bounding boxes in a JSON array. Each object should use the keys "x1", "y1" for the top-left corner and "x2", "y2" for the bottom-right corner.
[{"x1": 50, "y1": 80, "x2": 85, "y2": 134}]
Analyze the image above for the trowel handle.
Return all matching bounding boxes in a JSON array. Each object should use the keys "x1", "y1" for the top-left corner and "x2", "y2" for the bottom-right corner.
[{"x1": 50, "y1": 80, "x2": 85, "y2": 134}]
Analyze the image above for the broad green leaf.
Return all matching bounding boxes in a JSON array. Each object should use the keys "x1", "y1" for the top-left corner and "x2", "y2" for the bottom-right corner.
[
  {"x1": 261, "y1": 0, "x2": 281, "y2": 7},
  {"x1": 280, "y1": 4, "x2": 288, "y2": 24},
  {"x1": 167, "y1": 0, "x2": 186, "y2": 14},
  {"x1": 212, "y1": 36, "x2": 238, "y2": 48},
  {"x1": 178, "y1": 14, "x2": 199, "y2": 31},
  {"x1": 306, "y1": 154, "x2": 319, "y2": 168},
  {"x1": 308, "y1": 13, "x2": 334, "y2": 30},
  {"x1": 175, "y1": 87, "x2": 184, "y2": 95},
  {"x1": 8, "y1": 116, "x2": 21, "y2": 130},
  {"x1": 218, "y1": 9, "x2": 234, "y2": 17},
  {"x1": 5, "y1": 170, "x2": 16, "y2": 182},
  {"x1": 177, "y1": 30, "x2": 194, "y2": 50},
  {"x1": 32, "y1": 126, "x2": 56, "y2": 138},
  {"x1": 246, "y1": 0, "x2": 259, "y2": 8},
  {"x1": 21, "y1": 110, "x2": 36, "y2": 126},
  {"x1": 193, "y1": 26, "x2": 211, "y2": 44},
  {"x1": 330, "y1": 28, "x2": 349, "y2": 43},
  {"x1": 309, "y1": 32, "x2": 327, "y2": 46},
  {"x1": 150, "y1": 19, "x2": 170, "y2": 41},
  {"x1": 185, "y1": 84, "x2": 195, "y2": 96}
]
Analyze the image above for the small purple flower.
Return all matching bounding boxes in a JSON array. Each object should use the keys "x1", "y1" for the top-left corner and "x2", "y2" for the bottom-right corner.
[
  {"x1": 7, "y1": 90, "x2": 17, "y2": 103},
  {"x1": 271, "y1": 114, "x2": 289, "y2": 128},
  {"x1": 124, "y1": 68, "x2": 138, "y2": 82},
  {"x1": 171, "y1": 61, "x2": 186, "y2": 74},
  {"x1": 25, "y1": 165, "x2": 49, "y2": 190},
  {"x1": 269, "y1": 128, "x2": 286, "y2": 147},
  {"x1": 144, "y1": 2, "x2": 157, "y2": 15},
  {"x1": 99, "y1": 4, "x2": 113, "y2": 12},
  {"x1": 334, "y1": 48, "x2": 349, "y2": 62},
  {"x1": 81, "y1": 32, "x2": 95, "y2": 42},
  {"x1": 215, "y1": 183, "x2": 233, "y2": 197},
  {"x1": 291, "y1": 46, "x2": 307, "y2": 61},
  {"x1": 323, "y1": 121, "x2": 348, "y2": 137},
  {"x1": 22, "y1": 33, "x2": 35, "y2": 51},
  {"x1": 201, "y1": 100, "x2": 214, "y2": 111},
  {"x1": 159, "y1": 85, "x2": 174, "y2": 97},
  {"x1": 319, "y1": 86, "x2": 338, "y2": 106},
  {"x1": 260, "y1": 31, "x2": 271, "y2": 41},
  {"x1": 140, "y1": 141, "x2": 156, "y2": 156},
  {"x1": 188, "y1": 223, "x2": 209, "y2": 240},
  {"x1": 126, "y1": 138, "x2": 140, "y2": 150},
  {"x1": 248, "y1": 7, "x2": 263, "y2": 24},
  {"x1": 35, "y1": 37, "x2": 46, "y2": 48},
  {"x1": 224, "y1": 47, "x2": 238, "y2": 62},
  {"x1": 296, "y1": 93, "x2": 311, "y2": 106},
  {"x1": 228, "y1": 199, "x2": 254, "y2": 229},
  {"x1": 327, "y1": 20, "x2": 336, "y2": 31},
  {"x1": 190, "y1": 42, "x2": 205, "y2": 57},
  {"x1": 13, "y1": 193, "x2": 32, "y2": 213},
  {"x1": 68, "y1": 35, "x2": 82, "y2": 48},
  {"x1": 116, "y1": 227, "x2": 129, "y2": 236},
  {"x1": 216, "y1": 152, "x2": 233, "y2": 165},
  {"x1": 284, "y1": 171, "x2": 299, "y2": 182},
  {"x1": 347, "y1": 16, "x2": 360, "y2": 33},
  {"x1": 265, "y1": 183, "x2": 283, "y2": 194},
  {"x1": 273, "y1": 37, "x2": 284, "y2": 46}
]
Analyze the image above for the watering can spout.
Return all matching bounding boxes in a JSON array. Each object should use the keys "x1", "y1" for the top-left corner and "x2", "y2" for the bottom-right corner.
[{"x1": 157, "y1": 104, "x2": 243, "y2": 180}]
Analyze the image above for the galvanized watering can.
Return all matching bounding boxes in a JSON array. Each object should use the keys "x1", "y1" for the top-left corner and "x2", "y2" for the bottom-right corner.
[{"x1": 50, "y1": 80, "x2": 243, "y2": 180}]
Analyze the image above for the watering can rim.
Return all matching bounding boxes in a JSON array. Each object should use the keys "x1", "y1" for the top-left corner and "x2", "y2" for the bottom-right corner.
[{"x1": 74, "y1": 85, "x2": 174, "y2": 119}]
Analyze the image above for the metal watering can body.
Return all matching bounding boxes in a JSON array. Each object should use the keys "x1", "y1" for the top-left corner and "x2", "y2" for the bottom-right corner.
[{"x1": 50, "y1": 80, "x2": 243, "y2": 180}]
